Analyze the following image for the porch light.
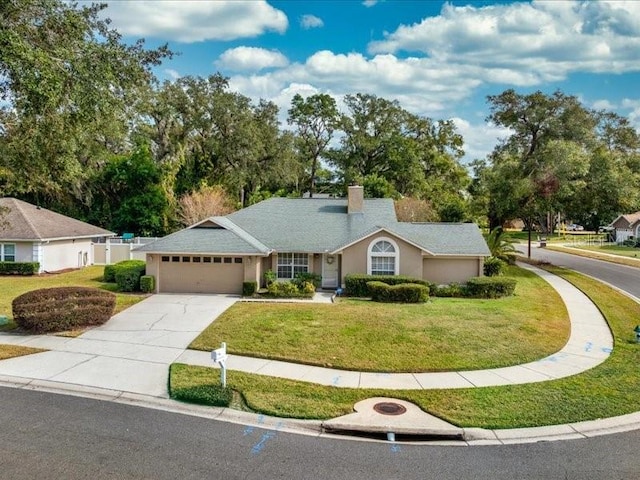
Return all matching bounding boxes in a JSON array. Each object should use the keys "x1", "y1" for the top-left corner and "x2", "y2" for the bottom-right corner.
[{"x1": 634, "y1": 325, "x2": 640, "y2": 343}]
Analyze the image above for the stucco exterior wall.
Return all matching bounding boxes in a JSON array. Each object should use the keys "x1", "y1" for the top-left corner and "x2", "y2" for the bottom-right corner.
[
  {"x1": 341, "y1": 232, "x2": 423, "y2": 282},
  {"x1": 243, "y1": 256, "x2": 261, "y2": 283},
  {"x1": 422, "y1": 257, "x2": 483, "y2": 284},
  {"x1": 41, "y1": 239, "x2": 93, "y2": 272},
  {"x1": 145, "y1": 254, "x2": 160, "y2": 292},
  {"x1": 10, "y1": 242, "x2": 34, "y2": 263}
]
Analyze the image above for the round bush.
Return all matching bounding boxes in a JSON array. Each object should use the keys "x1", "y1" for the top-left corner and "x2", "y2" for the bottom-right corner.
[{"x1": 12, "y1": 287, "x2": 116, "y2": 333}]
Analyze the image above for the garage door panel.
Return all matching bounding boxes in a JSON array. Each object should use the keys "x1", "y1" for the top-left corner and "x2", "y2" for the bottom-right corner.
[{"x1": 159, "y1": 261, "x2": 243, "y2": 294}]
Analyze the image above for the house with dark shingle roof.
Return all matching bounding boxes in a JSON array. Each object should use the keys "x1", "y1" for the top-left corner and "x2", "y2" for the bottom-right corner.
[
  {"x1": 610, "y1": 211, "x2": 640, "y2": 243},
  {"x1": 0, "y1": 198, "x2": 114, "y2": 273},
  {"x1": 138, "y1": 186, "x2": 490, "y2": 294}
]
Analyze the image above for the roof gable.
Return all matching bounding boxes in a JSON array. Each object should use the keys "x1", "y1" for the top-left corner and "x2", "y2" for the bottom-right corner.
[{"x1": 0, "y1": 198, "x2": 113, "y2": 241}]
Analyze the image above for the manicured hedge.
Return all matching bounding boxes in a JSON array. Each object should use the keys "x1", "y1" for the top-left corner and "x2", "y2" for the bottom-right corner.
[
  {"x1": 140, "y1": 275, "x2": 155, "y2": 293},
  {"x1": 103, "y1": 264, "x2": 117, "y2": 282},
  {"x1": 105, "y1": 260, "x2": 146, "y2": 292},
  {"x1": 367, "y1": 281, "x2": 429, "y2": 303},
  {"x1": 345, "y1": 274, "x2": 429, "y2": 297},
  {"x1": 12, "y1": 286, "x2": 116, "y2": 333},
  {"x1": 0, "y1": 262, "x2": 40, "y2": 275},
  {"x1": 242, "y1": 281, "x2": 258, "y2": 296},
  {"x1": 466, "y1": 276, "x2": 516, "y2": 298},
  {"x1": 266, "y1": 281, "x2": 315, "y2": 298}
]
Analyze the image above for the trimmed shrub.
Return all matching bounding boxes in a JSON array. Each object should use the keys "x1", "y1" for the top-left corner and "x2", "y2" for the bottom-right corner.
[
  {"x1": 466, "y1": 277, "x2": 517, "y2": 298},
  {"x1": 266, "y1": 280, "x2": 315, "y2": 298},
  {"x1": 345, "y1": 274, "x2": 429, "y2": 297},
  {"x1": 367, "y1": 281, "x2": 429, "y2": 303},
  {"x1": 114, "y1": 260, "x2": 146, "y2": 292},
  {"x1": 367, "y1": 281, "x2": 390, "y2": 302},
  {"x1": 242, "y1": 281, "x2": 258, "y2": 296},
  {"x1": 103, "y1": 264, "x2": 117, "y2": 282},
  {"x1": 483, "y1": 257, "x2": 506, "y2": 277},
  {"x1": 12, "y1": 286, "x2": 116, "y2": 333},
  {"x1": 293, "y1": 271, "x2": 322, "y2": 288},
  {"x1": 0, "y1": 262, "x2": 40, "y2": 275},
  {"x1": 430, "y1": 282, "x2": 467, "y2": 298},
  {"x1": 140, "y1": 275, "x2": 155, "y2": 293}
]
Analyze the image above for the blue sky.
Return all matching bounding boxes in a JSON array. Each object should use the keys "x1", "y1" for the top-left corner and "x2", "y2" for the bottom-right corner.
[{"x1": 99, "y1": 0, "x2": 640, "y2": 162}]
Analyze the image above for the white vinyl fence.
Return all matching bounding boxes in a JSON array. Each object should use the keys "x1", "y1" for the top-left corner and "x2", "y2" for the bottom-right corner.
[{"x1": 92, "y1": 237, "x2": 157, "y2": 265}]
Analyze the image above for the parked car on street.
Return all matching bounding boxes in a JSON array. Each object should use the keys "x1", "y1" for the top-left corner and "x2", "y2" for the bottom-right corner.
[{"x1": 566, "y1": 224, "x2": 584, "y2": 231}]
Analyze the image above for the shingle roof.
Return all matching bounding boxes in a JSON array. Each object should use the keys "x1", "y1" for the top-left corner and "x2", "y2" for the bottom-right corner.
[
  {"x1": 623, "y1": 212, "x2": 640, "y2": 228},
  {"x1": 137, "y1": 197, "x2": 490, "y2": 256},
  {"x1": 0, "y1": 197, "x2": 113, "y2": 241},
  {"x1": 134, "y1": 226, "x2": 266, "y2": 255}
]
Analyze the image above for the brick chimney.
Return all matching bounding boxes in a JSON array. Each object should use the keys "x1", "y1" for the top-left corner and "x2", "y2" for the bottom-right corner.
[{"x1": 347, "y1": 185, "x2": 364, "y2": 214}]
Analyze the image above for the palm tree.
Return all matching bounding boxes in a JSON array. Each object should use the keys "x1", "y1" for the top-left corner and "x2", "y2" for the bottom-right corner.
[{"x1": 486, "y1": 227, "x2": 517, "y2": 263}]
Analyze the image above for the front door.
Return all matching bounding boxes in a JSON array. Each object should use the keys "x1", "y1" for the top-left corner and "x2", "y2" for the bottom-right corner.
[{"x1": 321, "y1": 254, "x2": 339, "y2": 289}]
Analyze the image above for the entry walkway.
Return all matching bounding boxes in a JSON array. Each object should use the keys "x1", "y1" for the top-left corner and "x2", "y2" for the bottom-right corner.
[
  {"x1": 177, "y1": 263, "x2": 614, "y2": 389},
  {"x1": 0, "y1": 263, "x2": 614, "y2": 396}
]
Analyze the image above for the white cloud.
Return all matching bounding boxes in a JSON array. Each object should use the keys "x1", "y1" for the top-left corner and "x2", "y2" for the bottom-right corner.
[
  {"x1": 101, "y1": 0, "x2": 287, "y2": 42},
  {"x1": 164, "y1": 69, "x2": 181, "y2": 80},
  {"x1": 216, "y1": 47, "x2": 289, "y2": 72},
  {"x1": 452, "y1": 118, "x2": 513, "y2": 163},
  {"x1": 362, "y1": 0, "x2": 378, "y2": 7},
  {"x1": 300, "y1": 14, "x2": 324, "y2": 29},
  {"x1": 621, "y1": 98, "x2": 640, "y2": 129},
  {"x1": 368, "y1": 1, "x2": 640, "y2": 85}
]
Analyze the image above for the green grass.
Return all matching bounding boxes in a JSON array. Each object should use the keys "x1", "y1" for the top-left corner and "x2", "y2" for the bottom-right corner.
[
  {"x1": 0, "y1": 266, "x2": 147, "y2": 344},
  {"x1": 171, "y1": 267, "x2": 640, "y2": 428},
  {"x1": 546, "y1": 245, "x2": 640, "y2": 268},
  {"x1": 190, "y1": 266, "x2": 569, "y2": 372},
  {"x1": 0, "y1": 344, "x2": 46, "y2": 360},
  {"x1": 575, "y1": 244, "x2": 640, "y2": 258}
]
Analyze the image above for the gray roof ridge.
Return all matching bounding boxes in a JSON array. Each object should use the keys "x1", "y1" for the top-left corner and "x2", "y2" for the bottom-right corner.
[
  {"x1": 12, "y1": 198, "x2": 41, "y2": 239},
  {"x1": 209, "y1": 216, "x2": 272, "y2": 254}
]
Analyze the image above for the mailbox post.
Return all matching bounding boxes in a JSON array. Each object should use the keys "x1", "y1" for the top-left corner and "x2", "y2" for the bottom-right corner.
[{"x1": 211, "y1": 342, "x2": 228, "y2": 388}]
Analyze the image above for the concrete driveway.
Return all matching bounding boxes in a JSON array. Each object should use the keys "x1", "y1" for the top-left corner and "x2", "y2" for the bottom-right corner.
[{"x1": 0, "y1": 295, "x2": 238, "y2": 397}]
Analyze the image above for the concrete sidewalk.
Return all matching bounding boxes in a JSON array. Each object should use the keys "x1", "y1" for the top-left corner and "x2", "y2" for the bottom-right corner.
[{"x1": 176, "y1": 263, "x2": 614, "y2": 389}]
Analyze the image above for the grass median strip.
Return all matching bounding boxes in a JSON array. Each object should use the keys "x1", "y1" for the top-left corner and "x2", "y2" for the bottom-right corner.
[
  {"x1": 171, "y1": 267, "x2": 640, "y2": 428},
  {"x1": 190, "y1": 266, "x2": 568, "y2": 372},
  {"x1": 546, "y1": 245, "x2": 640, "y2": 268}
]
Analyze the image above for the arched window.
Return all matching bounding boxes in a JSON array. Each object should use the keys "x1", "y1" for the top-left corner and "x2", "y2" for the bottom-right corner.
[{"x1": 367, "y1": 238, "x2": 399, "y2": 276}]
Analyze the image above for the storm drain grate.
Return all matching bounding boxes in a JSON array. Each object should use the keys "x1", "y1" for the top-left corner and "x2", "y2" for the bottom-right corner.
[{"x1": 373, "y1": 402, "x2": 407, "y2": 416}]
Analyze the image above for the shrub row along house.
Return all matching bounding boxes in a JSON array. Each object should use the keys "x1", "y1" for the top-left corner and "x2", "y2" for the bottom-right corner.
[
  {"x1": 138, "y1": 186, "x2": 491, "y2": 294},
  {"x1": 0, "y1": 197, "x2": 113, "y2": 273}
]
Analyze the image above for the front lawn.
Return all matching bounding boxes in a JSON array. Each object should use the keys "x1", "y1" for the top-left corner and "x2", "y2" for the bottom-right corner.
[
  {"x1": 190, "y1": 266, "x2": 569, "y2": 372},
  {"x1": 576, "y1": 244, "x2": 640, "y2": 258},
  {"x1": 0, "y1": 265, "x2": 147, "y2": 325},
  {"x1": 171, "y1": 267, "x2": 640, "y2": 428}
]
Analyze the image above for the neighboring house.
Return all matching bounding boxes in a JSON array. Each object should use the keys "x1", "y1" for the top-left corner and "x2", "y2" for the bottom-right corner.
[
  {"x1": 0, "y1": 198, "x2": 114, "y2": 273},
  {"x1": 137, "y1": 186, "x2": 490, "y2": 294},
  {"x1": 610, "y1": 211, "x2": 640, "y2": 243}
]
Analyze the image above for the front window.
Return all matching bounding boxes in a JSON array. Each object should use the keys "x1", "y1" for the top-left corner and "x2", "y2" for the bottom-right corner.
[
  {"x1": 1, "y1": 244, "x2": 15, "y2": 262},
  {"x1": 277, "y1": 253, "x2": 308, "y2": 279},
  {"x1": 368, "y1": 238, "x2": 398, "y2": 275}
]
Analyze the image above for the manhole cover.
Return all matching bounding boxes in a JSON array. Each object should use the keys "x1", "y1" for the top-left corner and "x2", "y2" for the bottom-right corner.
[{"x1": 373, "y1": 402, "x2": 407, "y2": 416}]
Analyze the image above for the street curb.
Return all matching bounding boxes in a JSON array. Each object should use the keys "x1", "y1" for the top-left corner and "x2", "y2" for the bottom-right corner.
[{"x1": 1, "y1": 375, "x2": 640, "y2": 446}]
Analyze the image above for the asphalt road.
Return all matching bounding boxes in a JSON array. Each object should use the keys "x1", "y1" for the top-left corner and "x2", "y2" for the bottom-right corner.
[
  {"x1": 1, "y1": 387, "x2": 639, "y2": 480},
  {"x1": 519, "y1": 244, "x2": 640, "y2": 298}
]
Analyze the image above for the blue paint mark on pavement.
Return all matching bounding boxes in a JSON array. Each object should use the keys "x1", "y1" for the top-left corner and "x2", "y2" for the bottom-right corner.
[
  {"x1": 332, "y1": 376, "x2": 341, "y2": 386},
  {"x1": 601, "y1": 347, "x2": 612, "y2": 353},
  {"x1": 584, "y1": 342, "x2": 593, "y2": 352},
  {"x1": 390, "y1": 444, "x2": 401, "y2": 453},
  {"x1": 243, "y1": 426, "x2": 254, "y2": 436},
  {"x1": 251, "y1": 431, "x2": 276, "y2": 455}
]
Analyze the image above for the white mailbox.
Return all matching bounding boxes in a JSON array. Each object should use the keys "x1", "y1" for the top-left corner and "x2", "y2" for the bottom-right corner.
[{"x1": 211, "y1": 347, "x2": 227, "y2": 363}]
